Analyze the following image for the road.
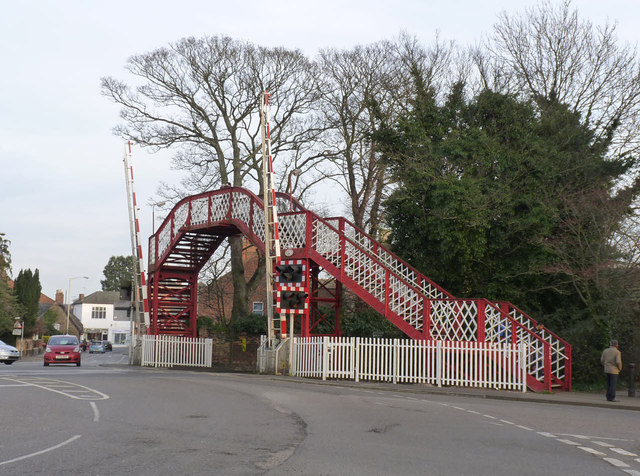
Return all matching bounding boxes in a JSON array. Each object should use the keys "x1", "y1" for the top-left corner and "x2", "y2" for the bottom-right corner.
[{"x1": 1, "y1": 347, "x2": 639, "y2": 475}]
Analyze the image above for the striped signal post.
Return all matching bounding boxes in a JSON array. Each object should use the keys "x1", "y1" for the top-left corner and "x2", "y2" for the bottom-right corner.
[
  {"x1": 123, "y1": 141, "x2": 151, "y2": 363},
  {"x1": 260, "y1": 92, "x2": 284, "y2": 347}
]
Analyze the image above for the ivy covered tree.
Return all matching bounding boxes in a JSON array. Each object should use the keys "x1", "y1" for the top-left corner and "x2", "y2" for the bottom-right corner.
[
  {"x1": 378, "y1": 78, "x2": 640, "y2": 382},
  {"x1": 13, "y1": 268, "x2": 42, "y2": 334},
  {"x1": 42, "y1": 308, "x2": 61, "y2": 336},
  {"x1": 101, "y1": 255, "x2": 135, "y2": 292}
]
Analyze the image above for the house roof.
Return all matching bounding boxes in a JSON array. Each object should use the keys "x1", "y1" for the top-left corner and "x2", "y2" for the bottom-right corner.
[
  {"x1": 39, "y1": 293, "x2": 54, "y2": 304},
  {"x1": 81, "y1": 291, "x2": 121, "y2": 305},
  {"x1": 39, "y1": 302, "x2": 54, "y2": 316},
  {"x1": 64, "y1": 305, "x2": 84, "y2": 332},
  {"x1": 79, "y1": 290, "x2": 132, "y2": 311},
  {"x1": 36, "y1": 302, "x2": 83, "y2": 334}
]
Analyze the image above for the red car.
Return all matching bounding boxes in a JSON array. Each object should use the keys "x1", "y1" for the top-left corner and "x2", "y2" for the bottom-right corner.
[{"x1": 44, "y1": 335, "x2": 81, "y2": 366}]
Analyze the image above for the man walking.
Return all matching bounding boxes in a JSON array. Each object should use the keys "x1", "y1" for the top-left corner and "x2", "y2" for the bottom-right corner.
[{"x1": 601, "y1": 340, "x2": 622, "y2": 402}]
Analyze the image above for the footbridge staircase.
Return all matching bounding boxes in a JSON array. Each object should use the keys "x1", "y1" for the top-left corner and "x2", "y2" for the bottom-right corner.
[{"x1": 148, "y1": 187, "x2": 571, "y2": 392}]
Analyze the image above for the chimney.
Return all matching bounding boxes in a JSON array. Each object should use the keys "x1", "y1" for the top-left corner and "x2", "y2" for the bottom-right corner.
[
  {"x1": 55, "y1": 289, "x2": 64, "y2": 304},
  {"x1": 79, "y1": 293, "x2": 85, "y2": 301}
]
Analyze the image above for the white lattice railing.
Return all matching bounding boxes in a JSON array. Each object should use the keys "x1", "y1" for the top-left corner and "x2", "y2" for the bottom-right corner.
[
  {"x1": 150, "y1": 188, "x2": 267, "y2": 267},
  {"x1": 141, "y1": 335, "x2": 212, "y2": 368},
  {"x1": 308, "y1": 214, "x2": 569, "y2": 389},
  {"x1": 508, "y1": 303, "x2": 570, "y2": 384},
  {"x1": 291, "y1": 337, "x2": 527, "y2": 391}
]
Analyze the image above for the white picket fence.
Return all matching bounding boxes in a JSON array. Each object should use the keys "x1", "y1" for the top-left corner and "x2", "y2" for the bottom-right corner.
[
  {"x1": 141, "y1": 335, "x2": 213, "y2": 368},
  {"x1": 291, "y1": 337, "x2": 527, "y2": 392}
]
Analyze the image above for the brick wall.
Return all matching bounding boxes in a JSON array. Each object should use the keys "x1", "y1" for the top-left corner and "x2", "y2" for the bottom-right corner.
[
  {"x1": 210, "y1": 333, "x2": 261, "y2": 371},
  {"x1": 15, "y1": 338, "x2": 45, "y2": 356}
]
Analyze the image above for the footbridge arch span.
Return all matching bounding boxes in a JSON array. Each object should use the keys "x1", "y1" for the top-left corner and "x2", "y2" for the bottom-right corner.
[{"x1": 148, "y1": 186, "x2": 572, "y2": 392}]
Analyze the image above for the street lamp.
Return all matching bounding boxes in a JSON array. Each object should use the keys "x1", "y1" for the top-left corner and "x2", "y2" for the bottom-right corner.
[
  {"x1": 66, "y1": 276, "x2": 89, "y2": 334},
  {"x1": 287, "y1": 169, "x2": 301, "y2": 211},
  {"x1": 152, "y1": 201, "x2": 166, "y2": 231}
]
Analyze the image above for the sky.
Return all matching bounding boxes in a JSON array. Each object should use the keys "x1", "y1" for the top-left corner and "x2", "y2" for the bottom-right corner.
[{"x1": 1, "y1": 0, "x2": 638, "y2": 302}]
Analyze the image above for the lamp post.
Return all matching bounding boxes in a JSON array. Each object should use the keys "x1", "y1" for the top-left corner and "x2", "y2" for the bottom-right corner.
[
  {"x1": 66, "y1": 276, "x2": 89, "y2": 334},
  {"x1": 152, "y1": 201, "x2": 166, "y2": 231},
  {"x1": 287, "y1": 169, "x2": 301, "y2": 211}
]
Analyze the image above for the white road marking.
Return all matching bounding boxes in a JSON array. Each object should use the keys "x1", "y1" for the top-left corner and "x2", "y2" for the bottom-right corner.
[
  {"x1": 0, "y1": 435, "x2": 81, "y2": 466},
  {"x1": 593, "y1": 441, "x2": 615, "y2": 447},
  {"x1": 579, "y1": 447, "x2": 606, "y2": 456},
  {"x1": 90, "y1": 402, "x2": 100, "y2": 422},
  {"x1": 557, "y1": 439, "x2": 581, "y2": 446},
  {"x1": 3, "y1": 377, "x2": 109, "y2": 400},
  {"x1": 603, "y1": 458, "x2": 629, "y2": 468},
  {"x1": 556, "y1": 433, "x2": 632, "y2": 442},
  {"x1": 611, "y1": 448, "x2": 638, "y2": 457},
  {"x1": 408, "y1": 396, "x2": 640, "y2": 473}
]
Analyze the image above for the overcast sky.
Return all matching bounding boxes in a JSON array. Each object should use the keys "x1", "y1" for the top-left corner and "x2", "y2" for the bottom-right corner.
[{"x1": 1, "y1": 0, "x2": 638, "y2": 301}]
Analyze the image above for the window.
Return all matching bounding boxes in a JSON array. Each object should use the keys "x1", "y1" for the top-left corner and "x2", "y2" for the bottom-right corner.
[
  {"x1": 49, "y1": 336, "x2": 78, "y2": 345},
  {"x1": 114, "y1": 333, "x2": 127, "y2": 345},
  {"x1": 252, "y1": 302, "x2": 264, "y2": 314},
  {"x1": 92, "y1": 307, "x2": 107, "y2": 319}
]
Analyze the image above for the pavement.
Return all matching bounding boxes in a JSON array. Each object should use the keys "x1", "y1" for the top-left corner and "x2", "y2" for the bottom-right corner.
[
  {"x1": 266, "y1": 374, "x2": 640, "y2": 411},
  {"x1": 15, "y1": 351, "x2": 640, "y2": 411}
]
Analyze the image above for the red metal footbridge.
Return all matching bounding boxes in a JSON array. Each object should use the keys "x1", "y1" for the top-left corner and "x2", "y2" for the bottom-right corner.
[{"x1": 148, "y1": 186, "x2": 571, "y2": 392}]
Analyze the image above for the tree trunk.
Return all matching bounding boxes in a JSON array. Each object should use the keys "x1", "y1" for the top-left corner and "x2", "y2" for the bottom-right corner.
[{"x1": 229, "y1": 236, "x2": 249, "y2": 333}]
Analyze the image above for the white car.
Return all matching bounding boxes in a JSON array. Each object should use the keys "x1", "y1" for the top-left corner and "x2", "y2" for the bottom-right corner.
[{"x1": 0, "y1": 339, "x2": 20, "y2": 365}]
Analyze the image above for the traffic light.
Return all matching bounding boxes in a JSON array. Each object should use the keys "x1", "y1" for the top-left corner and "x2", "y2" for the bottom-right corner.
[
  {"x1": 275, "y1": 264, "x2": 303, "y2": 284},
  {"x1": 280, "y1": 291, "x2": 308, "y2": 309}
]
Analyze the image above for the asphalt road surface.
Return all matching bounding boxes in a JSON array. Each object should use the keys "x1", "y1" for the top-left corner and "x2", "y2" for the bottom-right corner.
[{"x1": 1, "y1": 347, "x2": 639, "y2": 475}]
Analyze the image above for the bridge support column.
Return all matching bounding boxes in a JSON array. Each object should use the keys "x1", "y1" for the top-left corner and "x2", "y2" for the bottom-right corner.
[
  {"x1": 149, "y1": 269, "x2": 198, "y2": 337},
  {"x1": 307, "y1": 264, "x2": 342, "y2": 337}
]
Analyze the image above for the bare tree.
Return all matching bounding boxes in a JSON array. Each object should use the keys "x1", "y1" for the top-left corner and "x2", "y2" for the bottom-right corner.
[
  {"x1": 317, "y1": 41, "x2": 396, "y2": 237},
  {"x1": 316, "y1": 35, "x2": 459, "y2": 239},
  {"x1": 476, "y1": 0, "x2": 640, "y2": 154},
  {"x1": 102, "y1": 35, "x2": 324, "y2": 320}
]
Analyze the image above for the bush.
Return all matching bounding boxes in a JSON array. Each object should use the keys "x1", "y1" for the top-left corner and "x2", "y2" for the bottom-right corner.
[
  {"x1": 231, "y1": 313, "x2": 268, "y2": 335},
  {"x1": 341, "y1": 308, "x2": 405, "y2": 339}
]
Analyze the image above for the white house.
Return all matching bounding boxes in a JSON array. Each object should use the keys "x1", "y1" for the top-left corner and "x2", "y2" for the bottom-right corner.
[{"x1": 71, "y1": 291, "x2": 132, "y2": 345}]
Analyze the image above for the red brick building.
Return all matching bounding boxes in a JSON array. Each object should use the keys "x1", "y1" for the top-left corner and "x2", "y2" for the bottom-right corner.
[{"x1": 197, "y1": 241, "x2": 267, "y2": 323}]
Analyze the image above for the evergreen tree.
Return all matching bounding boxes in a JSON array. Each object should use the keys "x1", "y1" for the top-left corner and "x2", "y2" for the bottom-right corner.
[
  {"x1": 101, "y1": 256, "x2": 135, "y2": 292},
  {"x1": 378, "y1": 79, "x2": 640, "y2": 382},
  {"x1": 14, "y1": 269, "x2": 42, "y2": 333}
]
